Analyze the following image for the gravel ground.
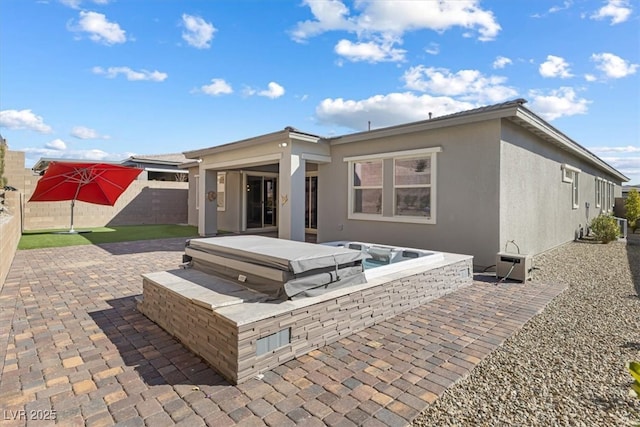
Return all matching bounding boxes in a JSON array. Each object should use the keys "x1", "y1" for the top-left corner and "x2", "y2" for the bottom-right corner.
[{"x1": 413, "y1": 236, "x2": 640, "y2": 427}]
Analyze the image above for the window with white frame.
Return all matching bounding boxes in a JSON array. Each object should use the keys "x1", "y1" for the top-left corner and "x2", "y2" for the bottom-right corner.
[
  {"x1": 394, "y1": 157, "x2": 432, "y2": 218},
  {"x1": 608, "y1": 181, "x2": 614, "y2": 211},
  {"x1": 352, "y1": 160, "x2": 383, "y2": 215},
  {"x1": 217, "y1": 173, "x2": 226, "y2": 211},
  {"x1": 561, "y1": 164, "x2": 580, "y2": 209},
  {"x1": 346, "y1": 147, "x2": 440, "y2": 223},
  {"x1": 195, "y1": 174, "x2": 200, "y2": 210},
  {"x1": 595, "y1": 177, "x2": 601, "y2": 208}
]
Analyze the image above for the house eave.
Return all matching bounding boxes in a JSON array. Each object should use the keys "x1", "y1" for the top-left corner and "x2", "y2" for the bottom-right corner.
[
  {"x1": 510, "y1": 108, "x2": 629, "y2": 182},
  {"x1": 184, "y1": 128, "x2": 321, "y2": 159}
]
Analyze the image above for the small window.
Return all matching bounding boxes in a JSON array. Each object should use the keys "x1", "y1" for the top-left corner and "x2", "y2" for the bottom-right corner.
[
  {"x1": 352, "y1": 160, "x2": 383, "y2": 215},
  {"x1": 572, "y1": 173, "x2": 579, "y2": 209},
  {"x1": 561, "y1": 164, "x2": 580, "y2": 209},
  {"x1": 595, "y1": 177, "x2": 601, "y2": 208}
]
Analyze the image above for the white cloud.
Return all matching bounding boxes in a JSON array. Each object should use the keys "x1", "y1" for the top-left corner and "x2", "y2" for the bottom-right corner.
[
  {"x1": 290, "y1": 0, "x2": 355, "y2": 42},
  {"x1": 334, "y1": 39, "x2": 406, "y2": 63},
  {"x1": 181, "y1": 14, "x2": 216, "y2": 49},
  {"x1": 0, "y1": 109, "x2": 53, "y2": 133},
  {"x1": 493, "y1": 56, "x2": 512, "y2": 69},
  {"x1": 199, "y1": 78, "x2": 233, "y2": 96},
  {"x1": 69, "y1": 11, "x2": 126, "y2": 45},
  {"x1": 59, "y1": 0, "x2": 111, "y2": 8},
  {"x1": 92, "y1": 66, "x2": 168, "y2": 82},
  {"x1": 402, "y1": 66, "x2": 517, "y2": 104},
  {"x1": 45, "y1": 139, "x2": 67, "y2": 150},
  {"x1": 291, "y1": 0, "x2": 500, "y2": 62},
  {"x1": 258, "y1": 82, "x2": 285, "y2": 99},
  {"x1": 584, "y1": 74, "x2": 597, "y2": 82},
  {"x1": 590, "y1": 52, "x2": 638, "y2": 78},
  {"x1": 591, "y1": 0, "x2": 632, "y2": 25},
  {"x1": 549, "y1": 1, "x2": 573, "y2": 13},
  {"x1": 598, "y1": 156, "x2": 640, "y2": 178},
  {"x1": 315, "y1": 92, "x2": 474, "y2": 131},
  {"x1": 539, "y1": 55, "x2": 573, "y2": 78},
  {"x1": 71, "y1": 126, "x2": 110, "y2": 140},
  {"x1": 425, "y1": 42, "x2": 440, "y2": 55},
  {"x1": 589, "y1": 145, "x2": 640, "y2": 154},
  {"x1": 528, "y1": 87, "x2": 590, "y2": 120}
]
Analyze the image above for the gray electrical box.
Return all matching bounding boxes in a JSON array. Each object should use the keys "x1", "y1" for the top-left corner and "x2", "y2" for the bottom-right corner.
[{"x1": 496, "y1": 252, "x2": 532, "y2": 282}]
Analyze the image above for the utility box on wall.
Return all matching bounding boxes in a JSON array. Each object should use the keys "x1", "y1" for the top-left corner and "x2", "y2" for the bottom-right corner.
[{"x1": 496, "y1": 252, "x2": 532, "y2": 282}]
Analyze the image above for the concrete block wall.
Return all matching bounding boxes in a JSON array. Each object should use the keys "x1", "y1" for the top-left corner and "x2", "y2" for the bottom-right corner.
[
  {"x1": 139, "y1": 257, "x2": 473, "y2": 384},
  {"x1": 22, "y1": 180, "x2": 188, "y2": 230},
  {"x1": 0, "y1": 192, "x2": 22, "y2": 289}
]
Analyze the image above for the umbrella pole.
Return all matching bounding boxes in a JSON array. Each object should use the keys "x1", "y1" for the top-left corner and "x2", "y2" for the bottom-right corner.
[{"x1": 69, "y1": 199, "x2": 75, "y2": 233}]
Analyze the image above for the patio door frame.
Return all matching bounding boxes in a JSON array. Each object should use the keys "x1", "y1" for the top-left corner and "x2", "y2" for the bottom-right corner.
[
  {"x1": 242, "y1": 172, "x2": 278, "y2": 232},
  {"x1": 305, "y1": 172, "x2": 318, "y2": 234}
]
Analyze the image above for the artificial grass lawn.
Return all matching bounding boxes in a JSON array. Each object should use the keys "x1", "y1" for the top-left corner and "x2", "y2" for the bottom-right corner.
[{"x1": 18, "y1": 224, "x2": 200, "y2": 250}]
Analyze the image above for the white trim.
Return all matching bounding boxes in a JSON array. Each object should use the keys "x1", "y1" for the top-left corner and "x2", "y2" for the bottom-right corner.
[
  {"x1": 204, "y1": 153, "x2": 282, "y2": 170},
  {"x1": 561, "y1": 163, "x2": 581, "y2": 183},
  {"x1": 343, "y1": 146, "x2": 442, "y2": 163},
  {"x1": 144, "y1": 167, "x2": 188, "y2": 174},
  {"x1": 300, "y1": 153, "x2": 332, "y2": 163},
  {"x1": 595, "y1": 177, "x2": 602, "y2": 208},
  {"x1": 194, "y1": 174, "x2": 200, "y2": 210}
]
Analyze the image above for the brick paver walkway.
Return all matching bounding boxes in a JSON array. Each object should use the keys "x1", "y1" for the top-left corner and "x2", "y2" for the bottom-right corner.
[{"x1": 0, "y1": 238, "x2": 566, "y2": 426}]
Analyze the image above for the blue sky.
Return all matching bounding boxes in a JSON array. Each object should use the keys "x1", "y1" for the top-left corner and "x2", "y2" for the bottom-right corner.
[{"x1": 1, "y1": 0, "x2": 638, "y2": 184}]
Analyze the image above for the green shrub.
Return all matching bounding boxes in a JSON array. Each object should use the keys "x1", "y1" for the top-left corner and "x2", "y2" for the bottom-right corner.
[
  {"x1": 590, "y1": 214, "x2": 620, "y2": 243},
  {"x1": 626, "y1": 188, "x2": 640, "y2": 233}
]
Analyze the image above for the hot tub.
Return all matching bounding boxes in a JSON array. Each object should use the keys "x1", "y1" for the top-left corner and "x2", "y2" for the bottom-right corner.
[
  {"x1": 321, "y1": 241, "x2": 445, "y2": 280},
  {"x1": 138, "y1": 235, "x2": 473, "y2": 384}
]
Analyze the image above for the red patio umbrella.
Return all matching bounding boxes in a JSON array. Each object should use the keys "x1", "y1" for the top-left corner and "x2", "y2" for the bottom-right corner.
[{"x1": 29, "y1": 161, "x2": 142, "y2": 233}]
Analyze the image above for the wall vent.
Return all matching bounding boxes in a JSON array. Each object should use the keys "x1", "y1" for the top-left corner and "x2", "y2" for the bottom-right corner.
[{"x1": 256, "y1": 328, "x2": 291, "y2": 356}]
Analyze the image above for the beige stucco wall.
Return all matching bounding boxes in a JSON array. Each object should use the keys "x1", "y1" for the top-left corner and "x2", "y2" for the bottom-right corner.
[
  {"x1": 499, "y1": 120, "x2": 623, "y2": 257},
  {"x1": 318, "y1": 120, "x2": 502, "y2": 267}
]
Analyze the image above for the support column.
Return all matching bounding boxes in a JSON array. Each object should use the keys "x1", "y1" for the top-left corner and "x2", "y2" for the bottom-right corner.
[
  {"x1": 278, "y1": 153, "x2": 306, "y2": 241},
  {"x1": 198, "y1": 168, "x2": 218, "y2": 236}
]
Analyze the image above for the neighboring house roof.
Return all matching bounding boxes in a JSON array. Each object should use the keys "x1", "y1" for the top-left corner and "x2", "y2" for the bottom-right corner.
[
  {"x1": 32, "y1": 153, "x2": 195, "y2": 175},
  {"x1": 124, "y1": 153, "x2": 190, "y2": 165},
  {"x1": 31, "y1": 158, "x2": 121, "y2": 174}
]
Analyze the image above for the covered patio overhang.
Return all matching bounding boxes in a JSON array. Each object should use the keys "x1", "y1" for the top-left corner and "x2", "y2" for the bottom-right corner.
[{"x1": 184, "y1": 128, "x2": 331, "y2": 242}]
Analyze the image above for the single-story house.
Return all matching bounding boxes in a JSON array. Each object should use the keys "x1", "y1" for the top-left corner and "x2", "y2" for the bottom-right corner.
[{"x1": 182, "y1": 99, "x2": 628, "y2": 268}]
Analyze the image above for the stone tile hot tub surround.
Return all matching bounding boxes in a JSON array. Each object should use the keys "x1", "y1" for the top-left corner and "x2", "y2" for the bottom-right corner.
[{"x1": 137, "y1": 252, "x2": 473, "y2": 384}]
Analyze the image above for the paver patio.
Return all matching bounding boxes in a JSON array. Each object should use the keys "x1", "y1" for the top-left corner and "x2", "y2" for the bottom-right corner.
[{"x1": 0, "y1": 238, "x2": 566, "y2": 426}]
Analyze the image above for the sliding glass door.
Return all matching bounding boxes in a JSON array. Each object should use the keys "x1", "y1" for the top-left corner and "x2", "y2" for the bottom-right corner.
[{"x1": 246, "y1": 175, "x2": 277, "y2": 229}]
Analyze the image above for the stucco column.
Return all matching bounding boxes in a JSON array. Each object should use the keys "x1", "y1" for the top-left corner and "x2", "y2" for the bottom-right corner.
[
  {"x1": 198, "y1": 168, "x2": 218, "y2": 236},
  {"x1": 278, "y1": 153, "x2": 305, "y2": 241}
]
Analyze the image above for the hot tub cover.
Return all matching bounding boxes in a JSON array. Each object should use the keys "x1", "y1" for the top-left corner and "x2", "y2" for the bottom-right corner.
[{"x1": 185, "y1": 235, "x2": 367, "y2": 299}]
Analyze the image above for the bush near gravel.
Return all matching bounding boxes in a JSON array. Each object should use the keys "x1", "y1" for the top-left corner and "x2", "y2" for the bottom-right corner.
[{"x1": 591, "y1": 214, "x2": 620, "y2": 243}]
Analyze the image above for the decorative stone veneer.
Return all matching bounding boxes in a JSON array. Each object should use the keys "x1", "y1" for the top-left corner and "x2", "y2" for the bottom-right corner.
[{"x1": 138, "y1": 254, "x2": 473, "y2": 384}]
